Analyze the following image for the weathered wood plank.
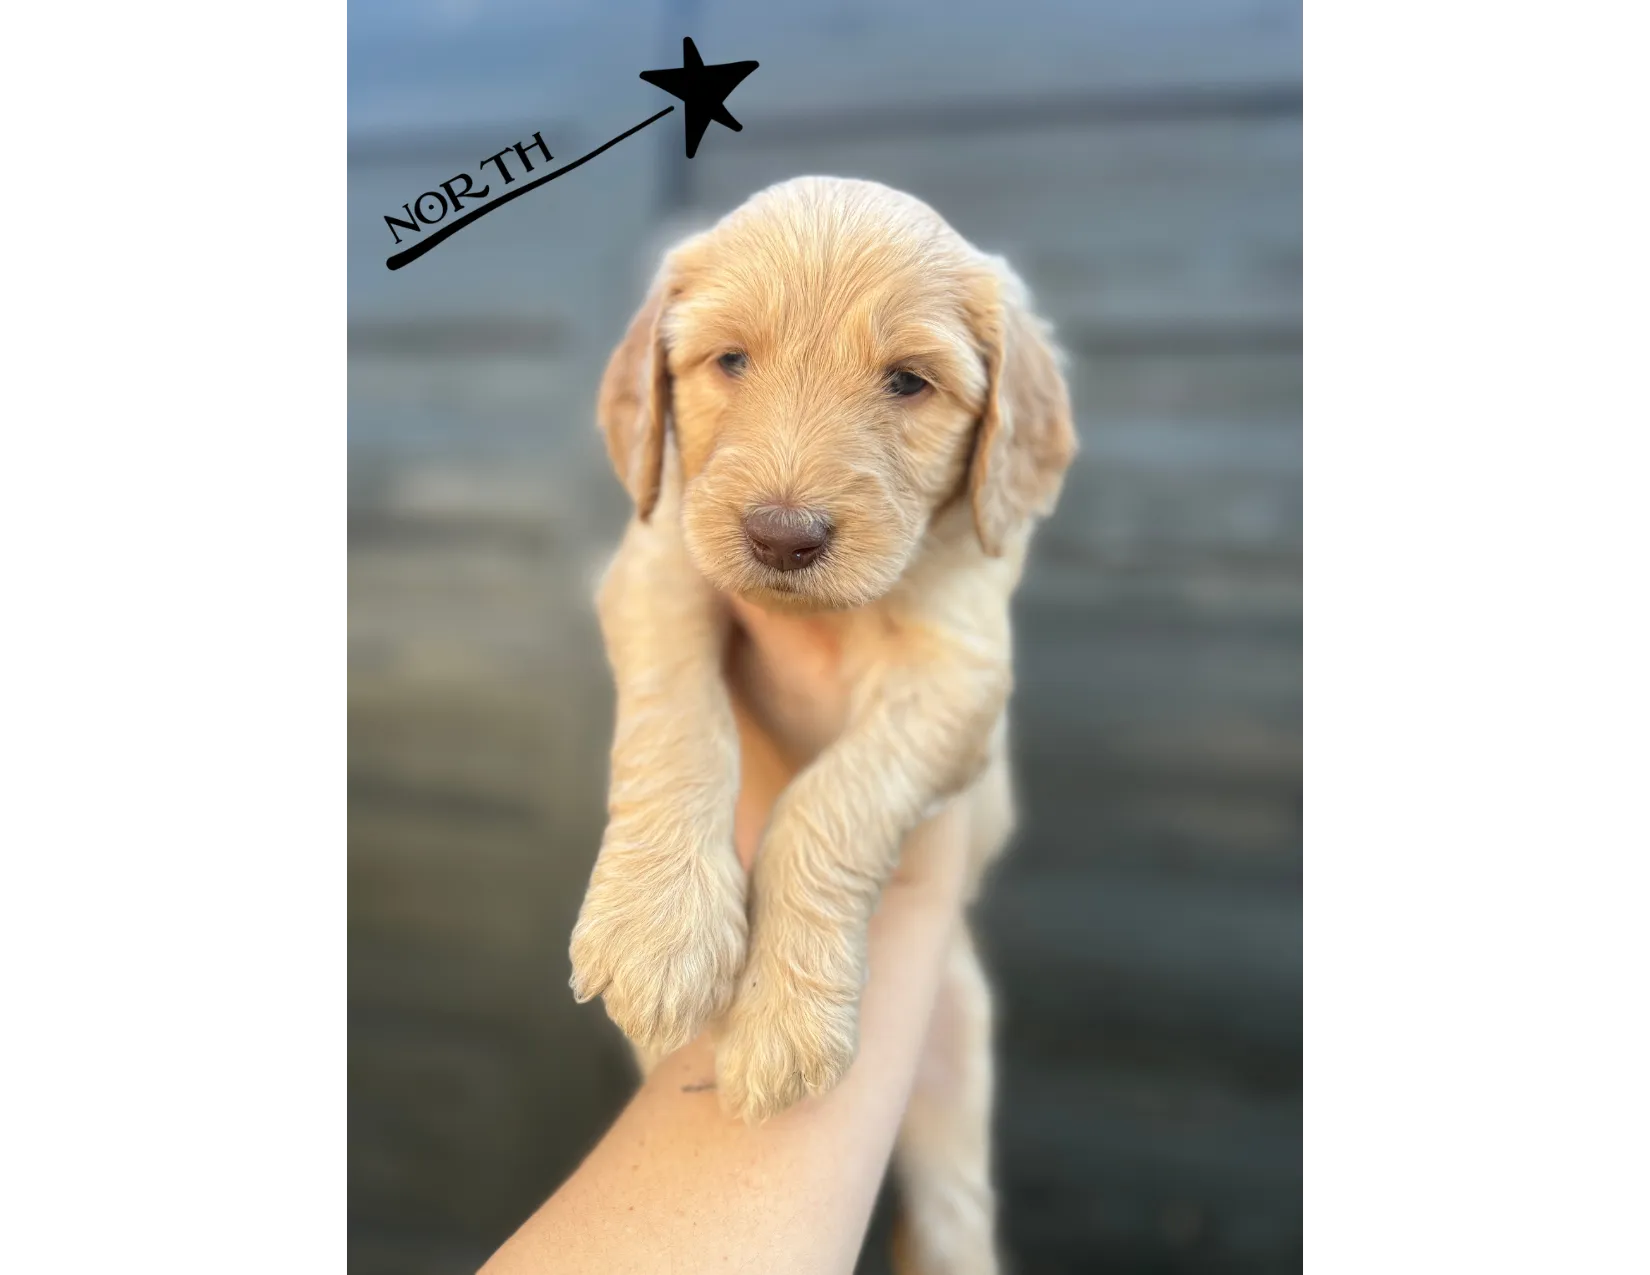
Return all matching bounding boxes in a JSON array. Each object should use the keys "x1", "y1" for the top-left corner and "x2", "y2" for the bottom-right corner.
[
  {"x1": 347, "y1": 1, "x2": 1299, "y2": 138},
  {"x1": 350, "y1": 116, "x2": 1301, "y2": 343},
  {"x1": 696, "y1": 0, "x2": 1299, "y2": 111},
  {"x1": 981, "y1": 869, "x2": 1299, "y2": 1061},
  {"x1": 346, "y1": 151, "x2": 658, "y2": 336},
  {"x1": 683, "y1": 117, "x2": 1300, "y2": 334},
  {"x1": 994, "y1": 1058, "x2": 1302, "y2": 1273}
]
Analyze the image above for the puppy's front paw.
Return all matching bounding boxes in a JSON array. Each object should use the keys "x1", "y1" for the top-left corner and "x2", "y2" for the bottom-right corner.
[
  {"x1": 715, "y1": 939, "x2": 862, "y2": 1123},
  {"x1": 569, "y1": 826, "x2": 746, "y2": 1056}
]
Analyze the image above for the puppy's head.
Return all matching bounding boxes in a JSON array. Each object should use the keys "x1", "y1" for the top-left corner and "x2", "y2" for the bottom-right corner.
[{"x1": 599, "y1": 177, "x2": 1075, "y2": 611}]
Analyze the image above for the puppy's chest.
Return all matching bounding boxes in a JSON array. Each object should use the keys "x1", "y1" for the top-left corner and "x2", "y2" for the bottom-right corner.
[{"x1": 725, "y1": 598, "x2": 887, "y2": 764}]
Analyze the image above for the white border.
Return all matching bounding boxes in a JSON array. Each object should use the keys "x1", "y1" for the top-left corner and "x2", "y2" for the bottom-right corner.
[
  {"x1": 1307, "y1": 0, "x2": 1650, "y2": 1269},
  {"x1": 2, "y1": 2, "x2": 344, "y2": 1269}
]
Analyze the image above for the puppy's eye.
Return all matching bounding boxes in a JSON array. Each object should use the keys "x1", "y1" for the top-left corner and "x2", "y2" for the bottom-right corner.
[
  {"x1": 887, "y1": 369, "x2": 929, "y2": 397},
  {"x1": 718, "y1": 351, "x2": 748, "y2": 377}
]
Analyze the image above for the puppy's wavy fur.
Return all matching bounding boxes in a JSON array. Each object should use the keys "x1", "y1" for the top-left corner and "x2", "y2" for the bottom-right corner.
[{"x1": 570, "y1": 176, "x2": 1075, "y2": 1274}]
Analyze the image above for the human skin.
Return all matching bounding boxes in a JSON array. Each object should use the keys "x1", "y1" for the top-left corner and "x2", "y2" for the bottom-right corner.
[{"x1": 479, "y1": 694, "x2": 973, "y2": 1275}]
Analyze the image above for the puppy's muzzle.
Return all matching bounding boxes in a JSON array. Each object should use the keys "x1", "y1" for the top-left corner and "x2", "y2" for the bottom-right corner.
[{"x1": 744, "y1": 506, "x2": 833, "y2": 572}]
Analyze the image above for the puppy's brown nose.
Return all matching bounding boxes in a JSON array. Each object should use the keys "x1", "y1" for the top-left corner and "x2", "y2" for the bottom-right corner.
[{"x1": 744, "y1": 506, "x2": 832, "y2": 572}]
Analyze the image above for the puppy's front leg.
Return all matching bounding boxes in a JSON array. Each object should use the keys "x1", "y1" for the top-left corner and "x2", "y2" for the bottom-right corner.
[
  {"x1": 716, "y1": 639, "x2": 1009, "y2": 1122},
  {"x1": 569, "y1": 510, "x2": 745, "y2": 1059}
]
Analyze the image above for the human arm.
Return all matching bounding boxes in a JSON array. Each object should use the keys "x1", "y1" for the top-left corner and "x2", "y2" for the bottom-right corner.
[{"x1": 481, "y1": 696, "x2": 973, "y2": 1275}]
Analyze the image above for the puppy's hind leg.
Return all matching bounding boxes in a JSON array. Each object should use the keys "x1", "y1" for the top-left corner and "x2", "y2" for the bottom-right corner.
[{"x1": 892, "y1": 923, "x2": 999, "y2": 1275}]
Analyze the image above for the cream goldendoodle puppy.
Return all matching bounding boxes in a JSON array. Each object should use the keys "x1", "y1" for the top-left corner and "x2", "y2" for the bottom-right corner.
[{"x1": 569, "y1": 175, "x2": 1075, "y2": 1273}]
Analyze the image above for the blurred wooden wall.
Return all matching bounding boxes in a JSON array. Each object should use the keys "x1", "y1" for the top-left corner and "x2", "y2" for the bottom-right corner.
[{"x1": 349, "y1": 3, "x2": 1300, "y2": 1270}]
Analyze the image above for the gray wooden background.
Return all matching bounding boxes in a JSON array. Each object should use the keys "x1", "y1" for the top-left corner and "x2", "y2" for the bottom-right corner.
[{"x1": 349, "y1": 2, "x2": 1301, "y2": 1270}]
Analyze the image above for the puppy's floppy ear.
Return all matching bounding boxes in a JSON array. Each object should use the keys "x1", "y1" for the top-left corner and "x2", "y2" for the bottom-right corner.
[
  {"x1": 966, "y1": 257, "x2": 1078, "y2": 556},
  {"x1": 597, "y1": 263, "x2": 674, "y2": 521}
]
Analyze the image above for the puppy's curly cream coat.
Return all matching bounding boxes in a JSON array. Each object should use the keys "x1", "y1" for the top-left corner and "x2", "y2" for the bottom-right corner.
[{"x1": 569, "y1": 176, "x2": 1075, "y2": 1273}]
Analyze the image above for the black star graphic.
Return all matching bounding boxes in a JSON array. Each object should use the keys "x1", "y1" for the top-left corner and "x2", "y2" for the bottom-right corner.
[{"x1": 640, "y1": 37, "x2": 759, "y2": 159}]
